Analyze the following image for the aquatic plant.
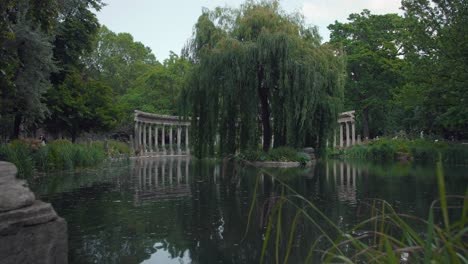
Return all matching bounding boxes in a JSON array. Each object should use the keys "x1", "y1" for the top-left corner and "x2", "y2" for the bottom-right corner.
[
  {"x1": 238, "y1": 147, "x2": 310, "y2": 163},
  {"x1": 243, "y1": 157, "x2": 467, "y2": 263},
  {"x1": 0, "y1": 139, "x2": 130, "y2": 177}
]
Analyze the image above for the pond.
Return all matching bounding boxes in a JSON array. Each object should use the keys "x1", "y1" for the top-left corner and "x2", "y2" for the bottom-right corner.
[{"x1": 29, "y1": 157, "x2": 467, "y2": 264}]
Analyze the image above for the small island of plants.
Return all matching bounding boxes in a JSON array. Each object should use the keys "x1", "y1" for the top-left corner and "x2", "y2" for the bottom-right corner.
[{"x1": 237, "y1": 147, "x2": 312, "y2": 167}]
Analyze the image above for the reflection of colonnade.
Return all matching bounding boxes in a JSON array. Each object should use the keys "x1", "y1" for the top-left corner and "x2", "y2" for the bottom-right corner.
[
  {"x1": 325, "y1": 161, "x2": 358, "y2": 205},
  {"x1": 133, "y1": 157, "x2": 191, "y2": 205},
  {"x1": 333, "y1": 110, "x2": 361, "y2": 148},
  {"x1": 134, "y1": 110, "x2": 190, "y2": 156}
]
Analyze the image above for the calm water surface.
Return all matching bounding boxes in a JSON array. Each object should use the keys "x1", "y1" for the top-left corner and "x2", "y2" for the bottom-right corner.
[{"x1": 30, "y1": 158, "x2": 467, "y2": 263}]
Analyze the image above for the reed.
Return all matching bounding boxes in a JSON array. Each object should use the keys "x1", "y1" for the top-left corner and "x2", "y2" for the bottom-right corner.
[
  {"x1": 243, "y1": 157, "x2": 467, "y2": 263},
  {"x1": 0, "y1": 139, "x2": 130, "y2": 177}
]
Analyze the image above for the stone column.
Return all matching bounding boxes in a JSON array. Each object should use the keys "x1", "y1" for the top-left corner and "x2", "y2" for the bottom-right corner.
[
  {"x1": 169, "y1": 126, "x2": 173, "y2": 155},
  {"x1": 345, "y1": 122, "x2": 350, "y2": 147},
  {"x1": 155, "y1": 159, "x2": 159, "y2": 187},
  {"x1": 177, "y1": 127, "x2": 181, "y2": 154},
  {"x1": 137, "y1": 122, "x2": 142, "y2": 149},
  {"x1": 185, "y1": 126, "x2": 190, "y2": 154},
  {"x1": 351, "y1": 122, "x2": 355, "y2": 146},
  {"x1": 134, "y1": 121, "x2": 138, "y2": 149},
  {"x1": 162, "y1": 125, "x2": 166, "y2": 155},
  {"x1": 339, "y1": 122, "x2": 343, "y2": 147},
  {"x1": 154, "y1": 126, "x2": 158, "y2": 153},
  {"x1": 143, "y1": 123, "x2": 147, "y2": 154},
  {"x1": 148, "y1": 124, "x2": 152, "y2": 154},
  {"x1": 357, "y1": 134, "x2": 361, "y2": 144}
]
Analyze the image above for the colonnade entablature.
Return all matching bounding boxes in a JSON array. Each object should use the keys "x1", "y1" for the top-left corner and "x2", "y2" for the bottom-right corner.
[
  {"x1": 133, "y1": 110, "x2": 190, "y2": 156},
  {"x1": 334, "y1": 110, "x2": 361, "y2": 148}
]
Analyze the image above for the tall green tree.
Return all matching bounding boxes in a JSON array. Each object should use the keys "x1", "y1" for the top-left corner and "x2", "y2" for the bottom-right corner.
[
  {"x1": 46, "y1": 70, "x2": 117, "y2": 142},
  {"x1": 45, "y1": 0, "x2": 110, "y2": 140},
  {"x1": 394, "y1": 0, "x2": 468, "y2": 138},
  {"x1": 121, "y1": 51, "x2": 192, "y2": 116},
  {"x1": 82, "y1": 26, "x2": 158, "y2": 95},
  {"x1": 0, "y1": 0, "x2": 58, "y2": 139},
  {"x1": 182, "y1": 1, "x2": 345, "y2": 157},
  {"x1": 328, "y1": 10, "x2": 407, "y2": 139}
]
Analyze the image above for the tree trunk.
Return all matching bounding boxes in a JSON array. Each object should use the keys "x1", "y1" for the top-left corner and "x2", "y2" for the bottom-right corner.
[
  {"x1": 257, "y1": 65, "x2": 271, "y2": 152},
  {"x1": 362, "y1": 108, "x2": 370, "y2": 140},
  {"x1": 12, "y1": 113, "x2": 22, "y2": 139}
]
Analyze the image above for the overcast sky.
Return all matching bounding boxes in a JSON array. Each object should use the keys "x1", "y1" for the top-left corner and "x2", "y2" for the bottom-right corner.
[{"x1": 96, "y1": 0, "x2": 402, "y2": 61}]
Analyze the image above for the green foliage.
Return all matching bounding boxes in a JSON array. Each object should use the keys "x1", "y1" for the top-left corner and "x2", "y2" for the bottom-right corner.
[
  {"x1": 343, "y1": 138, "x2": 468, "y2": 164},
  {"x1": 328, "y1": 10, "x2": 407, "y2": 139},
  {"x1": 46, "y1": 71, "x2": 119, "y2": 141},
  {"x1": 0, "y1": 0, "x2": 57, "y2": 138},
  {"x1": 0, "y1": 140, "x2": 34, "y2": 176},
  {"x1": 239, "y1": 147, "x2": 310, "y2": 163},
  {"x1": 183, "y1": 1, "x2": 345, "y2": 157},
  {"x1": 0, "y1": 139, "x2": 128, "y2": 177},
  {"x1": 120, "y1": 52, "x2": 192, "y2": 117},
  {"x1": 82, "y1": 25, "x2": 158, "y2": 95},
  {"x1": 393, "y1": 0, "x2": 468, "y2": 139}
]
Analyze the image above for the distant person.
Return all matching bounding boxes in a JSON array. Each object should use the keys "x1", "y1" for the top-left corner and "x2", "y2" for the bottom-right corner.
[{"x1": 40, "y1": 135, "x2": 47, "y2": 146}]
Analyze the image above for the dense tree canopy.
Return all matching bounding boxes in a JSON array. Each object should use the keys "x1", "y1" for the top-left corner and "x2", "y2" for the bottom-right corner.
[
  {"x1": 394, "y1": 0, "x2": 468, "y2": 138},
  {"x1": 1, "y1": 0, "x2": 466, "y2": 144},
  {"x1": 121, "y1": 52, "x2": 191, "y2": 116},
  {"x1": 182, "y1": 1, "x2": 345, "y2": 157},
  {"x1": 328, "y1": 10, "x2": 407, "y2": 139},
  {"x1": 0, "y1": 0, "x2": 58, "y2": 139},
  {"x1": 82, "y1": 26, "x2": 158, "y2": 95}
]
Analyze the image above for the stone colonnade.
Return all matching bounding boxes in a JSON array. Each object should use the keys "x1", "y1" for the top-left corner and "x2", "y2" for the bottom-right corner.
[
  {"x1": 134, "y1": 110, "x2": 190, "y2": 156},
  {"x1": 334, "y1": 110, "x2": 361, "y2": 148}
]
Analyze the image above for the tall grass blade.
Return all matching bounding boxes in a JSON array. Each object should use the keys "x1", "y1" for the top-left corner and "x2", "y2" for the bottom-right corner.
[
  {"x1": 424, "y1": 209, "x2": 434, "y2": 264},
  {"x1": 283, "y1": 211, "x2": 301, "y2": 264},
  {"x1": 241, "y1": 172, "x2": 259, "y2": 242}
]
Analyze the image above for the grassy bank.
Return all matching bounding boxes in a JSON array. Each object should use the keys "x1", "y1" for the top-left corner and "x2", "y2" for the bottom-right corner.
[
  {"x1": 0, "y1": 139, "x2": 130, "y2": 177},
  {"x1": 238, "y1": 147, "x2": 310, "y2": 164},
  {"x1": 333, "y1": 138, "x2": 468, "y2": 164}
]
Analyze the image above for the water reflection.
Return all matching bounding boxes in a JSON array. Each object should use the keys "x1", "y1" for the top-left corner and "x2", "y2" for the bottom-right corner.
[
  {"x1": 29, "y1": 158, "x2": 467, "y2": 264},
  {"x1": 133, "y1": 157, "x2": 191, "y2": 205},
  {"x1": 326, "y1": 161, "x2": 358, "y2": 205}
]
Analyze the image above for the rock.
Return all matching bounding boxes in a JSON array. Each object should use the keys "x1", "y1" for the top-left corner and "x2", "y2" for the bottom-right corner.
[
  {"x1": 0, "y1": 161, "x2": 68, "y2": 263},
  {"x1": 303, "y1": 147, "x2": 315, "y2": 154},
  {"x1": 0, "y1": 180, "x2": 35, "y2": 212},
  {"x1": 302, "y1": 148, "x2": 316, "y2": 160},
  {"x1": 0, "y1": 217, "x2": 67, "y2": 264},
  {"x1": 0, "y1": 161, "x2": 17, "y2": 184},
  {"x1": 0, "y1": 201, "x2": 58, "y2": 234}
]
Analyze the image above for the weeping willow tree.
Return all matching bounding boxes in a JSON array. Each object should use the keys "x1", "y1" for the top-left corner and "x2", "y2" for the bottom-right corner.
[{"x1": 181, "y1": 1, "x2": 345, "y2": 157}]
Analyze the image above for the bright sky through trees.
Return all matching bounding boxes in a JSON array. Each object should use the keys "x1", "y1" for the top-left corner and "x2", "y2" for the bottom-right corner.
[{"x1": 96, "y1": 0, "x2": 401, "y2": 60}]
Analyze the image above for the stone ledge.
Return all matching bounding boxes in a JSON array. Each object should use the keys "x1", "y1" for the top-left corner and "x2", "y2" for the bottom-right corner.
[
  {"x1": 0, "y1": 161, "x2": 68, "y2": 263},
  {"x1": 0, "y1": 201, "x2": 58, "y2": 234}
]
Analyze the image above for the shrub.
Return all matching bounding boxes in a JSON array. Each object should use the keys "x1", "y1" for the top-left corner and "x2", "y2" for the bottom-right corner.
[
  {"x1": 342, "y1": 138, "x2": 468, "y2": 164},
  {"x1": 0, "y1": 139, "x2": 117, "y2": 177},
  {"x1": 239, "y1": 147, "x2": 310, "y2": 163}
]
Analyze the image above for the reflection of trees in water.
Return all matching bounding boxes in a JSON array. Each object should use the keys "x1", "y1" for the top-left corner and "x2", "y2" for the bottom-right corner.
[{"x1": 34, "y1": 158, "x2": 458, "y2": 263}]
